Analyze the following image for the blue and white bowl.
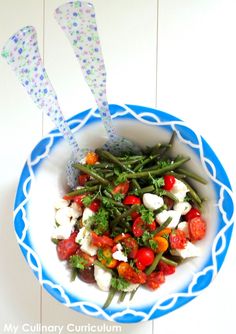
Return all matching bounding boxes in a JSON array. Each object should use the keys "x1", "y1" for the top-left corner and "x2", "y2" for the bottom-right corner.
[{"x1": 14, "y1": 104, "x2": 234, "y2": 323}]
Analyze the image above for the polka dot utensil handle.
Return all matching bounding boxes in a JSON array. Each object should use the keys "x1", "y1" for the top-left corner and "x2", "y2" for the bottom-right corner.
[
  {"x1": 1, "y1": 26, "x2": 84, "y2": 188},
  {"x1": 54, "y1": 1, "x2": 141, "y2": 155}
]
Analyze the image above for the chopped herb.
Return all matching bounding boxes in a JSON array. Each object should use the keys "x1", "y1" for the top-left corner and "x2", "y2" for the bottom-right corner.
[
  {"x1": 149, "y1": 239, "x2": 158, "y2": 251},
  {"x1": 69, "y1": 255, "x2": 88, "y2": 270},
  {"x1": 51, "y1": 238, "x2": 59, "y2": 245},
  {"x1": 115, "y1": 173, "x2": 128, "y2": 185},
  {"x1": 82, "y1": 195, "x2": 93, "y2": 207},
  {"x1": 140, "y1": 205, "x2": 154, "y2": 224},
  {"x1": 91, "y1": 208, "x2": 109, "y2": 235},
  {"x1": 113, "y1": 192, "x2": 125, "y2": 202},
  {"x1": 111, "y1": 277, "x2": 130, "y2": 291}
]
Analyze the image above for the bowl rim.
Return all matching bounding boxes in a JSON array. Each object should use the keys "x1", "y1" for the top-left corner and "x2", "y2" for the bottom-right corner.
[{"x1": 13, "y1": 104, "x2": 234, "y2": 323}]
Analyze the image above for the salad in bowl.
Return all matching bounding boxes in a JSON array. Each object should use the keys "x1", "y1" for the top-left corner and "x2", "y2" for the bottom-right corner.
[{"x1": 14, "y1": 104, "x2": 234, "y2": 322}]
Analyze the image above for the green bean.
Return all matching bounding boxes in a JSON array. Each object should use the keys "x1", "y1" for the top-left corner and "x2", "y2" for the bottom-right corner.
[
  {"x1": 92, "y1": 162, "x2": 115, "y2": 169},
  {"x1": 150, "y1": 143, "x2": 172, "y2": 155},
  {"x1": 134, "y1": 154, "x2": 159, "y2": 172},
  {"x1": 103, "y1": 189, "x2": 113, "y2": 198},
  {"x1": 98, "y1": 196, "x2": 125, "y2": 208},
  {"x1": 181, "y1": 180, "x2": 202, "y2": 205},
  {"x1": 103, "y1": 287, "x2": 116, "y2": 309},
  {"x1": 118, "y1": 291, "x2": 127, "y2": 303},
  {"x1": 145, "y1": 252, "x2": 163, "y2": 275},
  {"x1": 161, "y1": 256, "x2": 178, "y2": 267},
  {"x1": 124, "y1": 157, "x2": 190, "y2": 179},
  {"x1": 167, "y1": 171, "x2": 186, "y2": 179},
  {"x1": 85, "y1": 180, "x2": 100, "y2": 187},
  {"x1": 177, "y1": 168, "x2": 208, "y2": 185},
  {"x1": 154, "y1": 205, "x2": 167, "y2": 215},
  {"x1": 65, "y1": 185, "x2": 99, "y2": 197},
  {"x1": 94, "y1": 260, "x2": 114, "y2": 274},
  {"x1": 159, "y1": 131, "x2": 176, "y2": 159},
  {"x1": 130, "y1": 286, "x2": 140, "y2": 300},
  {"x1": 112, "y1": 204, "x2": 140, "y2": 225},
  {"x1": 152, "y1": 217, "x2": 173, "y2": 235},
  {"x1": 96, "y1": 149, "x2": 132, "y2": 173},
  {"x1": 73, "y1": 163, "x2": 109, "y2": 185},
  {"x1": 117, "y1": 155, "x2": 145, "y2": 161},
  {"x1": 132, "y1": 179, "x2": 141, "y2": 190},
  {"x1": 139, "y1": 185, "x2": 155, "y2": 194},
  {"x1": 156, "y1": 189, "x2": 179, "y2": 202}
]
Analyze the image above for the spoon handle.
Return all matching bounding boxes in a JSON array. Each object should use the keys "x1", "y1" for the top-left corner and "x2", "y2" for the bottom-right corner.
[
  {"x1": 54, "y1": 1, "x2": 117, "y2": 141},
  {"x1": 1, "y1": 26, "x2": 82, "y2": 161}
]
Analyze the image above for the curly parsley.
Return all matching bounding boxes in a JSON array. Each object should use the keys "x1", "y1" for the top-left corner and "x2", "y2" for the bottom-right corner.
[{"x1": 111, "y1": 277, "x2": 130, "y2": 291}]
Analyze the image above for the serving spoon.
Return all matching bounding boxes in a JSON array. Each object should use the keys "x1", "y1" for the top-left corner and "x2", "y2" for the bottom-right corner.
[
  {"x1": 1, "y1": 26, "x2": 85, "y2": 188},
  {"x1": 54, "y1": 1, "x2": 141, "y2": 155}
]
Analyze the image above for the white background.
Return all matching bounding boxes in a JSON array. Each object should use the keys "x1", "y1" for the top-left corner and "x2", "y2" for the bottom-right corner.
[{"x1": 0, "y1": 1, "x2": 235, "y2": 333}]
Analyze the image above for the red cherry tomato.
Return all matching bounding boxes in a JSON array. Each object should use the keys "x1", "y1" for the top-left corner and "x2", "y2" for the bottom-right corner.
[
  {"x1": 114, "y1": 233, "x2": 131, "y2": 244},
  {"x1": 112, "y1": 181, "x2": 129, "y2": 194},
  {"x1": 169, "y1": 229, "x2": 187, "y2": 249},
  {"x1": 74, "y1": 194, "x2": 86, "y2": 206},
  {"x1": 57, "y1": 232, "x2": 79, "y2": 261},
  {"x1": 90, "y1": 231, "x2": 114, "y2": 248},
  {"x1": 135, "y1": 247, "x2": 155, "y2": 268},
  {"x1": 163, "y1": 175, "x2": 176, "y2": 191},
  {"x1": 188, "y1": 217, "x2": 206, "y2": 241},
  {"x1": 146, "y1": 271, "x2": 165, "y2": 290},
  {"x1": 158, "y1": 261, "x2": 176, "y2": 275},
  {"x1": 131, "y1": 211, "x2": 140, "y2": 221},
  {"x1": 123, "y1": 195, "x2": 141, "y2": 205},
  {"x1": 78, "y1": 174, "x2": 90, "y2": 186},
  {"x1": 89, "y1": 199, "x2": 101, "y2": 212},
  {"x1": 122, "y1": 237, "x2": 138, "y2": 258},
  {"x1": 75, "y1": 248, "x2": 96, "y2": 267},
  {"x1": 148, "y1": 220, "x2": 156, "y2": 231},
  {"x1": 117, "y1": 262, "x2": 146, "y2": 284},
  {"x1": 185, "y1": 208, "x2": 201, "y2": 221},
  {"x1": 132, "y1": 217, "x2": 145, "y2": 237}
]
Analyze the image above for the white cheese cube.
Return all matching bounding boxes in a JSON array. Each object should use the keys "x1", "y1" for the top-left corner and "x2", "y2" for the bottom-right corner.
[
  {"x1": 173, "y1": 201, "x2": 191, "y2": 215},
  {"x1": 143, "y1": 193, "x2": 164, "y2": 211},
  {"x1": 112, "y1": 243, "x2": 128, "y2": 262},
  {"x1": 70, "y1": 202, "x2": 82, "y2": 217},
  {"x1": 82, "y1": 207, "x2": 95, "y2": 225},
  {"x1": 156, "y1": 210, "x2": 181, "y2": 228},
  {"x1": 171, "y1": 241, "x2": 201, "y2": 258},
  {"x1": 178, "y1": 221, "x2": 190, "y2": 238},
  {"x1": 54, "y1": 198, "x2": 69, "y2": 209},
  {"x1": 75, "y1": 227, "x2": 97, "y2": 256},
  {"x1": 170, "y1": 179, "x2": 189, "y2": 202},
  {"x1": 51, "y1": 223, "x2": 74, "y2": 240},
  {"x1": 55, "y1": 206, "x2": 80, "y2": 225},
  {"x1": 94, "y1": 265, "x2": 112, "y2": 291}
]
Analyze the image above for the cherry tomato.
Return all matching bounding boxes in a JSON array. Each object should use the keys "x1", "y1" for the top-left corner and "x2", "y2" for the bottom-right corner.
[
  {"x1": 135, "y1": 247, "x2": 155, "y2": 268},
  {"x1": 148, "y1": 220, "x2": 156, "y2": 231},
  {"x1": 188, "y1": 217, "x2": 206, "y2": 241},
  {"x1": 85, "y1": 151, "x2": 99, "y2": 165},
  {"x1": 158, "y1": 260, "x2": 176, "y2": 275},
  {"x1": 78, "y1": 174, "x2": 90, "y2": 186},
  {"x1": 74, "y1": 194, "x2": 86, "y2": 206},
  {"x1": 114, "y1": 233, "x2": 131, "y2": 244},
  {"x1": 90, "y1": 231, "x2": 114, "y2": 248},
  {"x1": 169, "y1": 229, "x2": 187, "y2": 249},
  {"x1": 117, "y1": 262, "x2": 146, "y2": 284},
  {"x1": 97, "y1": 247, "x2": 118, "y2": 268},
  {"x1": 112, "y1": 181, "x2": 129, "y2": 195},
  {"x1": 78, "y1": 266, "x2": 95, "y2": 283},
  {"x1": 89, "y1": 199, "x2": 101, "y2": 212},
  {"x1": 185, "y1": 208, "x2": 201, "y2": 221},
  {"x1": 146, "y1": 271, "x2": 165, "y2": 290},
  {"x1": 123, "y1": 195, "x2": 141, "y2": 205},
  {"x1": 122, "y1": 237, "x2": 138, "y2": 258},
  {"x1": 131, "y1": 211, "x2": 140, "y2": 221},
  {"x1": 75, "y1": 248, "x2": 96, "y2": 267},
  {"x1": 163, "y1": 175, "x2": 176, "y2": 191},
  {"x1": 132, "y1": 217, "x2": 145, "y2": 237},
  {"x1": 57, "y1": 232, "x2": 79, "y2": 261},
  {"x1": 163, "y1": 196, "x2": 174, "y2": 209}
]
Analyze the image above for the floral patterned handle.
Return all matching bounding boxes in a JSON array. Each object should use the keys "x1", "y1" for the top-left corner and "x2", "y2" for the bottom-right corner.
[
  {"x1": 54, "y1": 1, "x2": 117, "y2": 141},
  {"x1": 1, "y1": 26, "x2": 84, "y2": 187}
]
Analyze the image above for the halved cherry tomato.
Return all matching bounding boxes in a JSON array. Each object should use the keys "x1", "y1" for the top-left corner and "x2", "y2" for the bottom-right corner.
[
  {"x1": 97, "y1": 247, "x2": 118, "y2": 268},
  {"x1": 85, "y1": 151, "x2": 99, "y2": 165},
  {"x1": 158, "y1": 260, "x2": 176, "y2": 275},
  {"x1": 188, "y1": 217, "x2": 206, "y2": 241},
  {"x1": 73, "y1": 194, "x2": 87, "y2": 206},
  {"x1": 185, "y1": 208, "x2": 201, "y2": 221},
  {"x1": 114, "y1": 233, "x2": 131, "y2": 244},
  {"x1": 78, "y1": 174, "x2": 90, "y2": 186},
  {"x1": 122, "y1": 237, "x2": 138, "y2": 258},
  {"x1": 57, "y1": 232, "x2": 79, "y2": 261},
  {"x1": 112, "y1": 181, "x2": 129, "y2": 195},
  {"x1": 132, "y1": 217, "x2": 145, "y2": 237},
  {"x1": 148, "y1": 220, "x2": 156, "y2": 231},
  {"x1": 146, "y1": 271, "x2": 165, "y2": 290},
  {"x1": 117, "y1": 262, "x2": 146, "y2": 284},
  {"x1": 163, "y1": 175, "x2": 176, "y2": 191},
  {"x1": 135, "y1": 247, "x2": 155, "y2": 269},
  {"x1": 123, "y1": 195, "x2": 141, "y2": 205},
  {"x1": 90, "y1": 231, "x2": 114, "y2": 248},
  {"x1": 89, "y1": 199, "x2": 101, "y2": 212},
  {"x1": 75, "y1": 248, "x2": 96, "y2": 267},
  {"x1": 169, "y1": 229, "x2": 187, "y2": 249}
]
